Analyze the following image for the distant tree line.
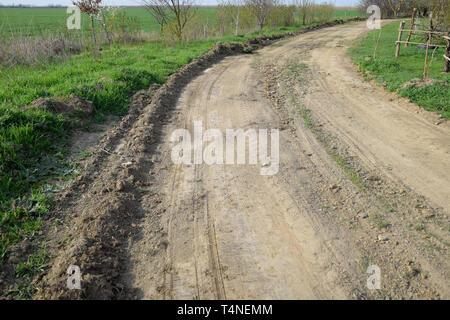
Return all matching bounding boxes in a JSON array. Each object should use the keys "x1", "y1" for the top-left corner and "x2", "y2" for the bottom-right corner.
[
  {"x1": 358, "y1": 0, "x2": 449, "y2": 30},
  {"x1": 142, "y1": 0, "x2": 336, "y2": 43},
  {"x1": 0, "y1": 4, "x2": 32, "y2": 7},
  {"x1": 0, "y1": 4, "x2": 64, "y2": 7}
]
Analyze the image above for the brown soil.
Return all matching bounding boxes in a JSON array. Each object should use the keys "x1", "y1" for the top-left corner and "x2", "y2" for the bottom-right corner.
[
  {"x1": 24, "y1": 94, "x2": 94, "y2": 117},
  {"x1": 399, "y1": 78, "x2": 447, "y2": 89},
  {"x1": 15, "y1": 19, "x2": 449, "y2": 300}
]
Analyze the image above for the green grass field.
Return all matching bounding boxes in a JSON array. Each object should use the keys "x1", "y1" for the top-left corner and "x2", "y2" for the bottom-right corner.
[
  {"x1": 349, "y1": 20, "x2": 450, "y2": 118},
  {"x1": 0, "y1": 7, "x2": 363, "y2": 38},
  {"x1": 0, "y1": 7, "x2": 218, "y2": 37}
]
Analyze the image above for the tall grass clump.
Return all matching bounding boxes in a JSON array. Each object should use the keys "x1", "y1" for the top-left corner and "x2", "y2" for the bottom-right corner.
[{"x1": 0, "y1": 106, "x2": 69, "y2": 260}]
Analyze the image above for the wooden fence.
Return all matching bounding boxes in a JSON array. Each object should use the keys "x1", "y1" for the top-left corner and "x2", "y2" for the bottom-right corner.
[
  {"x1": 394, "y1": 12, "x2": 450, "y2": 77},
  {"x1": 444, "y1": 35, "x2": 450, "y2": 73}
]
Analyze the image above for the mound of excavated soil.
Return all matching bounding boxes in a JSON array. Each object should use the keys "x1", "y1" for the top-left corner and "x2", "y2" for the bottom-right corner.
[
  {"x1": 23, "y1": 94, "x2": 94, "y2": 116},
  {"x1": 400, "y1": 78, "x2": 447, "y2": 89}
]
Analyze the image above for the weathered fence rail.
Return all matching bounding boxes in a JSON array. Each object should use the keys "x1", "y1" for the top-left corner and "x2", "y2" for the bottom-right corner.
[
  {"x1": 444, "y1": 35, "x2": 450, "y2": 73},
  {"x1": 394, "y1": 15, "x2": 450, "y2": 75}
]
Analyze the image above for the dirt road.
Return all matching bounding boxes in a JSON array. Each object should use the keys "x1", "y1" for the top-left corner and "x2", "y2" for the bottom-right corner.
[{"x1": 35, "y1": 21, "x2": 449, "y2": 299}]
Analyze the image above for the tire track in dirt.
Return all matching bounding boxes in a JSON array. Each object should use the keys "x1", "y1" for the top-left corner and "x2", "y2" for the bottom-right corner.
[
  {"x1": 204, "y1": 69, "x2": 230, "y2": 300},
  {"x1": 257, "y1": 21, "x2": 449, "y2": 298},
  {"x1": 130, "y1": 21, "x2": 449, "y2": 299},
  {"x1": 161, "y1": 63, "x2": 231, "y2": 299}
]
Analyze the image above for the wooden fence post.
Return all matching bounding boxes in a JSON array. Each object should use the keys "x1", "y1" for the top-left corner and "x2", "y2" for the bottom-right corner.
[
  {"x1": 429, "y1": 12, "x2": 433, "y2": 33},
  {"x1": 405, "y1": 8, "x2": 416, "y2": 47},
  {"x1": 423, "y1": 31, "x2": 431, "y2": 79},
  {"x1": 444, "y1": 32, "x2": 450, "y2": 73},
  {"x1": 395, "y1": 21, "x2": 405, "y2": 57}
]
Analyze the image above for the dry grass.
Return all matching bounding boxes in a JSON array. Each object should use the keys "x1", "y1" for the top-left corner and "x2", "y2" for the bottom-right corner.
[
  {"x1": 0, "y1": 34, "x2": 82, "y2": 66},
  {"x1": 0, "y1": 30, "x2": 159, "y2": 66},
  {"x1": 111, "y1": 30, "x2": 156, "y2": 45}
]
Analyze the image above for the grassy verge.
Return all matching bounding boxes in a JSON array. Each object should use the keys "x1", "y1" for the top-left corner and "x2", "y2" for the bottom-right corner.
[
  {"x1": 9, "y1": 248, "x2": 50, "y2": 299},
  {"x1": 348, "y1": 20, "x2": 450, "y2": 118},
  {"x1": 0, "y1": 109, "x2": 69, "y2": 260}
]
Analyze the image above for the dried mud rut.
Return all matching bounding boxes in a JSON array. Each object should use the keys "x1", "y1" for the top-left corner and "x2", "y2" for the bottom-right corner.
[{"x1": 35, "y1": 21, "x2": 449, "y2": 300}]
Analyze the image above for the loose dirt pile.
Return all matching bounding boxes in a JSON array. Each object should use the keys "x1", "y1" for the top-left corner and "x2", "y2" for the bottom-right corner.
[{"x1": 24, "y1": 94, "x2": 94, "y2": 116}]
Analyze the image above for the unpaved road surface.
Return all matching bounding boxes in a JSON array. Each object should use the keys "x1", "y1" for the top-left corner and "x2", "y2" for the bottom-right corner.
[{"x1": 34, "y1": 21, "x2": 449, "y2": 300}]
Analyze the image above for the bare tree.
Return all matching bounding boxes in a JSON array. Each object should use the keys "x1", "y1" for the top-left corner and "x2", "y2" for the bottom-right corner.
[
  {"x1": 246, "y1": 0, "x2": 273, "y2": 31},
  {"x1": 73, "y1": 0, "x2": 102, "y2": 44},
  {"x1": 386, "y1": 0, "x2": 405, "y2": 17},
  {"x1": 142, "y1": 1, "x2": 170, "y2": 32},
  {"x1": 359, "y1": 0, "x2": 448, "y2": 26},
  {"x1": 220, "y1": 0, "x2": 242, "y2": 36},
  {"x1": 96, "y1": 6, "x2": 115, "y2": 46},
  {"x1": 141, "y1": 0, "x2": 196, "y2": 42},
  {"x1": 357, "y1": 0, "x2": 410, "y2": 18},
  {"x1": 296, "y1": 0, "x2": 313, "y2": 25},
  {"x1": 216, "y1": 3, "x2": 228, "y2": 36},
  {"x1": 428, "y1": 0, "x2": 450, "y2": 31}
]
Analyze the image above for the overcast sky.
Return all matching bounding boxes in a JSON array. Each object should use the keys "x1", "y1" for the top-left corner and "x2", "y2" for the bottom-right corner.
[{"x1": 0, "y1": 0, "x2": 359, "y2": 7}]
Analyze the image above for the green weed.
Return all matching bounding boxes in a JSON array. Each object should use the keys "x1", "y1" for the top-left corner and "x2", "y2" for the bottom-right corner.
[{"x1": 348, "y1": 21, "x2": 450, "y2": 118}]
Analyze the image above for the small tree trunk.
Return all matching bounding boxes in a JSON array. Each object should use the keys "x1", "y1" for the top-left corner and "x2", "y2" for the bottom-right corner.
[
  {"x1": 235, "y1": 9, "x2": 240, "y2": 36},
  {"x1": 444, "y1": 30, "x2": 450, "y2": 73},
  {"x1": 90, "y1": 15, "x2": 97, "y2": 44},
  {"x1": 101, "y1": 12, "x2": 112, "y2": 46},
  {"x1": 373, "y1": 29, "x2": 382, "y2": 59},
  {"x1": 176, "y1": 14, "x2": 182, "y2": 42}
]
